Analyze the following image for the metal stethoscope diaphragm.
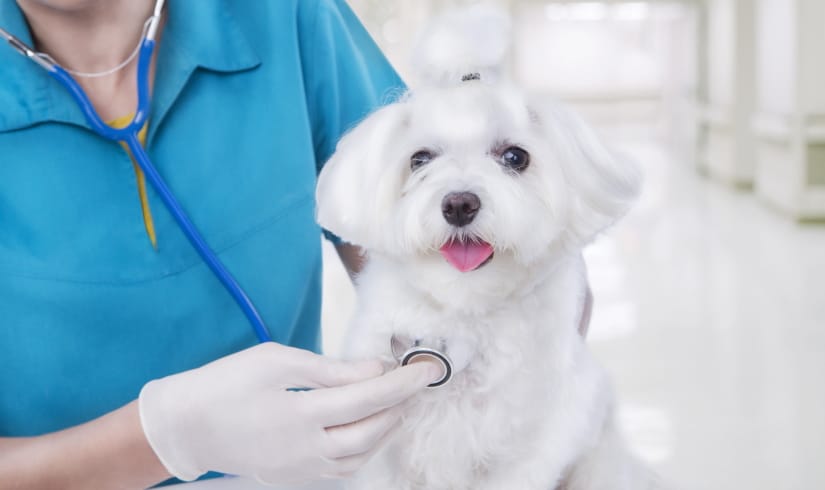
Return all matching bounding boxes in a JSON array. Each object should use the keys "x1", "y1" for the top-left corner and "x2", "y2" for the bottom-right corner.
[{"x1": 391, "y1": 335, "x2": 475, "y2": 388}]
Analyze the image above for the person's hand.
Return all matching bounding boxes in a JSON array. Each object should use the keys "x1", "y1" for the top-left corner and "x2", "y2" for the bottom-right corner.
[{"x1": 138, "y1": 342, "x2": 440, "y2": 484}]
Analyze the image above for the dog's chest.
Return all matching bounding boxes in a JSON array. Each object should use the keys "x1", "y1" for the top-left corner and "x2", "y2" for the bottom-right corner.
[
  {"x1": 349, "y1": 264, "x2": 589, "y2": 488},
  {"x1": 390, "y1": 378, "x2": 543, "y2": 488},
  {"x1": 384, "y1": 331, "x2": 561, "y2": 485}
]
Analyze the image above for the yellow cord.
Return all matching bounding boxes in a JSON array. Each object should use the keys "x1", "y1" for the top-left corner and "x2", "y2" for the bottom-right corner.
[{"x1": 109, "y1": 115, "x2": 158, "y2": 250}]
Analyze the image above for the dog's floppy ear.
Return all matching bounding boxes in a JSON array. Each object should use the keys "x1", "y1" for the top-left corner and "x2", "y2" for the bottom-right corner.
[
  {"x1": 316, "y1": 103, "x2": 408, "y2": 248},
  {"x1": 536, "y1": 101, "x2": 642, "y2": 246}
]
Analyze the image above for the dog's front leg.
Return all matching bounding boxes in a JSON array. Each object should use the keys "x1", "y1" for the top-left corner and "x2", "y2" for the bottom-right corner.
[
  {"x1": 473, "y1": 443, "x2": 576, "y2": 490},
  {"x1": 345, "y1": 449, "x2": 423, "y2": 490},
  {"x1": 469, "y1": 416, "x2": 585, "y2": 490},
  {"x1": 476, "y1": 364, "x2": 614, "y2": 490},
  {"x1": 560, "y1": 420, "x2": 664, "y2": 490}
]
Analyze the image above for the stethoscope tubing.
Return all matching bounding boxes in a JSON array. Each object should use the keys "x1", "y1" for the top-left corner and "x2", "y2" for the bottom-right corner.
[
  {"x1": 122, "y1": 132, "x2": 272, "y2": 344},
  {"x1": 47, "y1": 41, "x2": 154, "y2": 139},
  {"x1": 16, "y1": 34, "x2": 274, "y2": 343}
]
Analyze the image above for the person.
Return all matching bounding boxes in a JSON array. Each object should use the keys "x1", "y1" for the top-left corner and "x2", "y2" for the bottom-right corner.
[
  {"x1": 0, "y1": 0, "x2": 443, "y2": 488},
  {"x1": 0, "y1": 1, "x2": 593, "y2": 488}
]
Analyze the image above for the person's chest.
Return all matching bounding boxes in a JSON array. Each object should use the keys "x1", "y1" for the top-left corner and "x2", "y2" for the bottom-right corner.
[
  {"x1": 0, "y1": 66, "x2": 319, "y2": 283},
  {"x1": 0, "y1": 61, "x2": 327, "y2": 437}
]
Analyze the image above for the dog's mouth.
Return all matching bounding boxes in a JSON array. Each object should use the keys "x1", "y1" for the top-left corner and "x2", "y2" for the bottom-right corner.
[{"x1": 439, "y1": 238, "x2": 494, "y2": 272}]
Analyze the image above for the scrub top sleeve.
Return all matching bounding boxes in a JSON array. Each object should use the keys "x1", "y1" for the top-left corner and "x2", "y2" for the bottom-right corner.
[{"x1": 298, "y1": 0, "x2": 406, "y2": 244}]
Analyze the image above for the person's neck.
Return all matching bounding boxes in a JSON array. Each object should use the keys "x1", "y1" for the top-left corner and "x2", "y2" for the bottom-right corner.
[
  {"x1": 17, "y1": 0, "x2": 155, "y2": 81},
  {"x1": 16, "y1": 0, "x2": 161, "y2": 121}
]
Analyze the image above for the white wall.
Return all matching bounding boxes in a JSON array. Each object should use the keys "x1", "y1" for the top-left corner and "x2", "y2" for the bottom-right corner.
[
  {"x1": 798, "y1": 0, "x2": 825, "y2": 115},
  {"x1": 752, "y1": 0, "x2": 825, "y2": 219},
  {"x1": 706, "y1": 0, "x2": 735, "y2": 108},
  {"x1": 754, "y1": 0, "x2": 796, "y2": 117},
  {"x1": 698, "y1": 0, "x2": 756, "y2": 186}
]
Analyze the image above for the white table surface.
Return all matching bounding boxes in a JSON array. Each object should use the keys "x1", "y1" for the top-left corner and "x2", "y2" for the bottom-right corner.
[{"x1": 169, "y1": 476, "x2": 343, "y2": 490}]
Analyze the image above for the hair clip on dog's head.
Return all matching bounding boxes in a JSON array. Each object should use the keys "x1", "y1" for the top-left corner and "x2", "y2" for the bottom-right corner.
[{"x1": 412, "y1": 5, "x2": 510, "y2": 88}]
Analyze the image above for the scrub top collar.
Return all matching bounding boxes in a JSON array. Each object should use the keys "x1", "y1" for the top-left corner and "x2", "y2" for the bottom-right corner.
[{"x1": 0, "y1": 0, "x2": 261, "y2": 135}]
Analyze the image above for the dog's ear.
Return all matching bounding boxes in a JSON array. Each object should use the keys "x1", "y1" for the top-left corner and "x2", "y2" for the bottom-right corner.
[
  {"x1": 535, "y1": 101, "x2": 642, "y2": 246},
  {"x1": 316, "y1": 103, "x2": 408, "y2": 248}
]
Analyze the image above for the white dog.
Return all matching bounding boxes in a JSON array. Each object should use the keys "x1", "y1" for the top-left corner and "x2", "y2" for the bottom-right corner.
[{"x1": 316, "y1": 8, "x2": 659, "y2": 490}]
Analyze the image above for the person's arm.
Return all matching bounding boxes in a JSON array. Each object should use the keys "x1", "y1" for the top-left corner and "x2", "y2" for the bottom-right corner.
[
  {"x1": 335, "y1": 242, "x2": 366, "y2": 280},
  {"x1": 0, "y1": 344, "x2": 439, "y2": 489},
  {"x1": 0, "y1": 401, "x2": 170, "y2": 490}
]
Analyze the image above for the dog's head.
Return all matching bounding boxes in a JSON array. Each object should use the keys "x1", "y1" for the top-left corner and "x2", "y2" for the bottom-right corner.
[{"x1": 316, "y1": 9, "x2": 640, "y2": 304}]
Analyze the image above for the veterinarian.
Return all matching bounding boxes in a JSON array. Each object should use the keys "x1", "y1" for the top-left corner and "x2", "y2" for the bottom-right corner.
[{"x1": 0, "y1": 0, "x2": 445, "y2": 487}]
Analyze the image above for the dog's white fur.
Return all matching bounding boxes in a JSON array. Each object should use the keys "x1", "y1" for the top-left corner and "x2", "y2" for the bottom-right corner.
[{"x1": 315, "y1": 10, "x2": 659, "y2": 490}]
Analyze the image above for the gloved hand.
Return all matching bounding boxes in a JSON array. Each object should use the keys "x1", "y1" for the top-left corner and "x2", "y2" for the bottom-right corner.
[{"x1": 138, "y1": 342, "x2": 439, "y2": 484}]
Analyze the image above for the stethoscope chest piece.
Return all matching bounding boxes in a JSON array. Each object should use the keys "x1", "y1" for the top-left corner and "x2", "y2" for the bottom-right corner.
[{"x1": 391, "y1": 335, "x2": 453, "y2": 388}]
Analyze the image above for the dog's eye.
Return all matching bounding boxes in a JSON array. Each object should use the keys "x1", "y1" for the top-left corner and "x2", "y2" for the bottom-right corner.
[
  {"x1": 410, "y1": 150, "x2": 436, "y2": 171},
  {"x1": 499, "y1": 146, "x2": 530, "y2": 172}
]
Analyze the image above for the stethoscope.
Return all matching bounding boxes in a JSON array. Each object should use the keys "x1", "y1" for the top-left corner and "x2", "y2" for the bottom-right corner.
[
  {"x1": 391, "y1": 334, "x2": 475, "y2": 388},
  {"x1": 1, "y1": 1, "x2": 475, "y2": 384},
  {"x1": 0, "y1": 0, "x2": 272, "y2": 343}
]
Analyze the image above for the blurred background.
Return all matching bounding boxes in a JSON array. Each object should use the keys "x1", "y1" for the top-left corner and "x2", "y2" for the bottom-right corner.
[{"x1": 321, "y1": 1, "x2": 825, "y2": 489}]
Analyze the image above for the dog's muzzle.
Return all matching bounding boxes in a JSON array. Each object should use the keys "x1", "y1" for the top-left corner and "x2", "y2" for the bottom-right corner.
[{"x1": 391, "y1": 335, "x2": 475, "y2": 388}]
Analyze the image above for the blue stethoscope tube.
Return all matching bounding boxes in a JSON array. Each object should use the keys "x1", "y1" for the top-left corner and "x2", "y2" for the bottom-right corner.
[{"x1": 1, "y1": 15, "x2": 273, "y2": 343}]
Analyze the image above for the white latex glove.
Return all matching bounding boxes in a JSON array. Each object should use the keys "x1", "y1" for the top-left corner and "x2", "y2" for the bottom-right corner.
[{"x1": 138, "y1": 342, "x2": 439, "y2": 484}]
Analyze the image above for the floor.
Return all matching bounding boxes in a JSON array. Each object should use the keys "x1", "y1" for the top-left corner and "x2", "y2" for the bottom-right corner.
[{"x1": 319, "y1": 129, "x2": 825, "y2": 490}]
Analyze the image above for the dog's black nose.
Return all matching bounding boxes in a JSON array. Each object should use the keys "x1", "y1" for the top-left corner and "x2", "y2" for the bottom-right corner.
[{"x1": 442, "y1": 192, "x2": 481, "y2": 227}]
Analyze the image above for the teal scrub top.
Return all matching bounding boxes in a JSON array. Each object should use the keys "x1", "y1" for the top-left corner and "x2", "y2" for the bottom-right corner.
[{"x1": 0, "y1": 0, "x2": 404, "y2": 437}]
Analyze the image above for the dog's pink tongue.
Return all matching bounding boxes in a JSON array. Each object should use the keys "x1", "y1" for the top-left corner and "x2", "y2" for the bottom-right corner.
[{"x1": 439, "y1": 240, "x2": 494, "y2": 272}]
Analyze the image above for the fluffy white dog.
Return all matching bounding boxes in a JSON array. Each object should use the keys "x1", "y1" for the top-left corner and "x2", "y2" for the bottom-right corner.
[{"x1": 316, "y1": 8, "x2": 659, "y2": 490}]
